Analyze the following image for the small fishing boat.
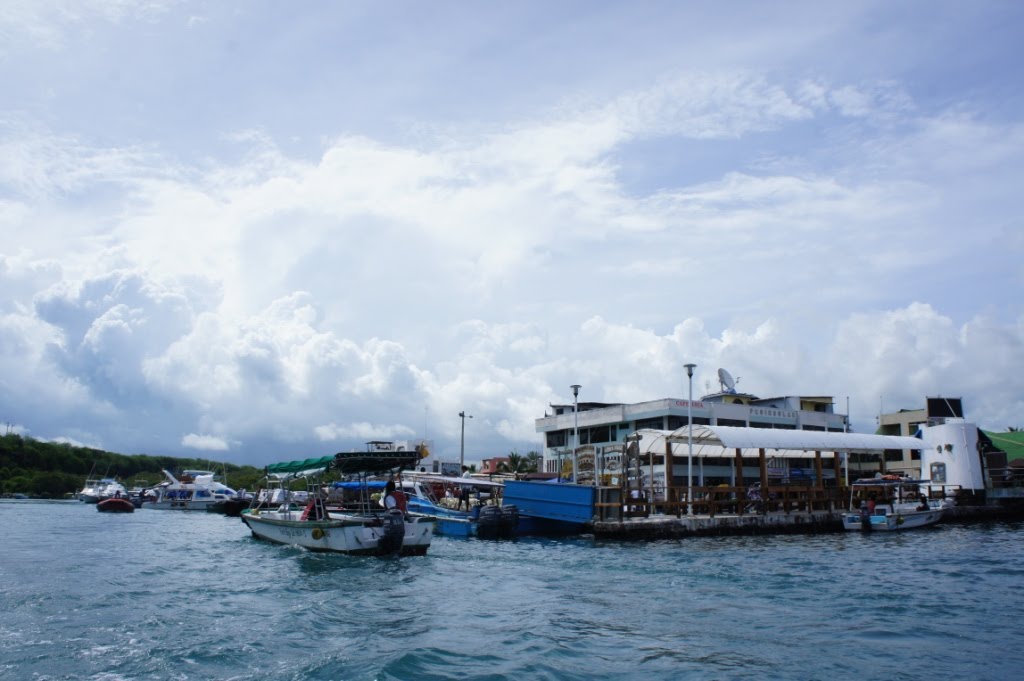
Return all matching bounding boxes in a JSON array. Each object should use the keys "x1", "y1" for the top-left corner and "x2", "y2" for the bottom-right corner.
[
  {"x1": 842, "y1": 478, "x2": 945, "y2": 532},
  {"x1": 241, "y1": 446, "x2": 434, "y2": 557},
  {"x1": 97, "y1": 496, "x2": 135, "y2": 513},
  {"x1": 400, "y1": 475, "x2": 518, "y2": 539}
]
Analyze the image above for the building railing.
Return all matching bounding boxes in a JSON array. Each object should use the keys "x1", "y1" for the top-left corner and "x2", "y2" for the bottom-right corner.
[{"x1": 617, "y1": 483, "x2": 847, "y2": 518}]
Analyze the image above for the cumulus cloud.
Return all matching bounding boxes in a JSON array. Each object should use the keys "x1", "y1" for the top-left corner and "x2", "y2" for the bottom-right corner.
[
  {"x1": 2, "y1": 5, "x2": 1022, "y2": 464},
  {"x1": 314, "y1": 422, "x2": 417, "y2": 442},
  {"x1": 181, "y1": 433, "x2": 230, "y2": 451}
]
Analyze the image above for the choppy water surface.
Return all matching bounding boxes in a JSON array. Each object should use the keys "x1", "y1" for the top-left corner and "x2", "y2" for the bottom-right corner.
[{"x1": 1, "y1": 501, "x2": 1022, "y2": 680}]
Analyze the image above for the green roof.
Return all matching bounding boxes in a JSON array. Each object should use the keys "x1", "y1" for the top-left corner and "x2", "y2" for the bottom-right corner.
[{"x1": 984, "y1": 431, "x2": 1024, "y2": 461}]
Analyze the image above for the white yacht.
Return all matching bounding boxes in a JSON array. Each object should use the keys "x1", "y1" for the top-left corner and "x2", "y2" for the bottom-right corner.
[
  {"x1": 146, "y1": 469, "x2": 239, "y2": 511},
  {"x1": 78, "y1": 477, "x2": 128, "y2": 504}
]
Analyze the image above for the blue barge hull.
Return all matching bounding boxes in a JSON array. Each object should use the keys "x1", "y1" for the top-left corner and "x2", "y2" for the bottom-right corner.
[{"x1": 502, "y1": 481, "x2": 594, "y2": 535}]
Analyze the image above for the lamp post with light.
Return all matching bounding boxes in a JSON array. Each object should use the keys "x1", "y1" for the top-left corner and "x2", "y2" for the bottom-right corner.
[
  {"x1": 570, "y1": 384, "x2": 581, "y2": 482},
  {"x1": 459, "y1": 410, "x2": 472, "y2": 472},
  {"x1": 684, "y1": 363, "x2": 696, "y2": 517}
]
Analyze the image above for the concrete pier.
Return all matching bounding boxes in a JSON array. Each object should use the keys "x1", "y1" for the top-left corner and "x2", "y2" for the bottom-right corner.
[
  {"x1": 592, "y1": 510, "x2": 843, "y2": 539},
  {"x1": 591, "y1": 503, "x2": 1024, "y2": 539}
]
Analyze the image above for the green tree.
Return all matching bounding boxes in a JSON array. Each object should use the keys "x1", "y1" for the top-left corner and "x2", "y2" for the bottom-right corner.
[
  {"x1": 524, "y1": 450, "x2": 542, "y2": 473},
  {"x1": 499, "y1": 450, "x2": 540, "y2": 473}
]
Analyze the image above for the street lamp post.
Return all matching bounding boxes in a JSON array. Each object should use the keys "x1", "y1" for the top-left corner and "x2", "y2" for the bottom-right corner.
[
  {"x1": 459, "y1": 410, "x2": 472, "y2": 471},
  {"x1": 684, "y1": 363, "x2": 696, "y2": 517},
  {"x1": 571, "y1": 385, "x2": 581, "y2": 483}
]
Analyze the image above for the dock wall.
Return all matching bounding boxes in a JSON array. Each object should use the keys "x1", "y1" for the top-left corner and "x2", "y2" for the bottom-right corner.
[
  {"x1": 592, "y1": 511, "x2": 843, "y2": 539},
  {"x1": 591, "y1": 503, "x2": 1024, "y2": 540}
]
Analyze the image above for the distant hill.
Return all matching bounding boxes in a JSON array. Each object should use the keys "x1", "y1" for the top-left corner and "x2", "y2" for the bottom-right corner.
[
  {"x1": 985, "y1": 431, "x2": 1024, "y2": 461},
  {"x1": 0, "y1": 433, "x2": 264, "y2": 498}
]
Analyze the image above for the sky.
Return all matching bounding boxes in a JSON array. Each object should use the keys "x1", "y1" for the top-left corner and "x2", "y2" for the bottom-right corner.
[{"x1": 1, "y1": 1, "x2": 1023, "y2": 467}]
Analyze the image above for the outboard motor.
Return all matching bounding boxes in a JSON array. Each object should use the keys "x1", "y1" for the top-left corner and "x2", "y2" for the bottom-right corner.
[
  {"x1": 859, "y1": 503, "x2": 872, "y2": 532},
  {"x1": 499, "y1": 505, "x2": 519, "y2": 539},
  {"x1": 476, "y1": 505, "x2": 503, "y2": 540},
  {"x1": 378, "y1": 508, "x2": 406, "y2": 556}
]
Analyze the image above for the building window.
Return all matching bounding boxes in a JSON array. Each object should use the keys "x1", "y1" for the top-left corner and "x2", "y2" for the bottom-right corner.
[
  {"x1": 546, "y1": 431, "x2": 566, "y2": 447},
  {"x1": 635, "y1": 417, "x2": 663, "y2": 430},
  {"x1": 580, "y1": 426, "x2": 612, "y2": 445},
  {"x1": 716, "y1": 418, "x2": 746, "y2": 427},
  {"x1": 883, "y1": 449, "x2": 903, "y2": 463}
]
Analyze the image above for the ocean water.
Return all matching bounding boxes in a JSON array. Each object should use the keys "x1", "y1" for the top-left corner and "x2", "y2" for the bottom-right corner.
[{"x1": 1, "y1": 501, "x2": 1022, "y2": 681}]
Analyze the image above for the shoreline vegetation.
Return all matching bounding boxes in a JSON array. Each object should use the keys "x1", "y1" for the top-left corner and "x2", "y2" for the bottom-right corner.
[{"x1": 0, "y1": 433, "x2": 265, "y2": 498}]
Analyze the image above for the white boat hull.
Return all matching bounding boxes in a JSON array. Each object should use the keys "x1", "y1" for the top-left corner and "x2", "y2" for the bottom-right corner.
[
  {"x1": 146, "y1": 498, "x2": 225, "y2": 511},
  {"x1": 241, "y1": 510, "x2": 434, "y2": 556},
  {"x1": 843, "y1": 508, "x2": 944, "y2": 531}
]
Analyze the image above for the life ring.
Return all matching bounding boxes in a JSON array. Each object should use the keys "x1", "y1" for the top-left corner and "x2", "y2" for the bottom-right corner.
[{"x1": 311, "y1": 527, "x2": 325, "y2": 540}]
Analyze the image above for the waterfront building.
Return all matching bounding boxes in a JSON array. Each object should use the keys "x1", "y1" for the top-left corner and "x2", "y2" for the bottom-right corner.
[
  {"x1": 535, "y1": 378, "x2": 849, "y2": 485},
  {"x1": 874, "y1": 397, "x2": 964, "y2": 475}
]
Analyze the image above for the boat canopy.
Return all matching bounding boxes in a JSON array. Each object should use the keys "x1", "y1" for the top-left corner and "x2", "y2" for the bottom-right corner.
[
  {"x1": 627, "y1": 425, "x2": 924, "y2": 458},
  {"x1": 850, "y1": 478, "x2": 931, "y2": 487},
  {"x1": 266, "y1": 451, "x2": 421, "y2": 480},
  {"x1": 407, "y1": 474, "x2": 504, "y2": 489},
  {"x1": 331, "y1": 480, "x2": 387, "y2": 489},
  {"x1": 266, "y1": 455, "x2": 336, "y2": 477},
  {"x1": 332, "y1": 451, "x2": 420, "y2": 475}
]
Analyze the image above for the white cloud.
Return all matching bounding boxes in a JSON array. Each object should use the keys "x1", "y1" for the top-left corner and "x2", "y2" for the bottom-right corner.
[
  {"x1": 1, "y1": 4, "x2": 1022, "y2": 464},
  {"x1": 181, "y1": 433, "x2": 230, "y2": 451},
  {"x1": 314, "y1": 422, "x2": 417, "y2": 442}
]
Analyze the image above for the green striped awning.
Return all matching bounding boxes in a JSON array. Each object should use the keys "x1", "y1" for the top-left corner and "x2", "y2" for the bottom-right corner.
[
  {"x1": 264, "y1": 450, "x2": 421, "y2": 477},
  {"x1": 266, "y1": 455, "x2": 336, "y2": 476}
]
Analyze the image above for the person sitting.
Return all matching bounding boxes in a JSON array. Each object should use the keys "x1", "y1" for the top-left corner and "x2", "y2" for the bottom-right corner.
[{"x1": 917, "y1": 493, "x2": 930, "y2": 512}]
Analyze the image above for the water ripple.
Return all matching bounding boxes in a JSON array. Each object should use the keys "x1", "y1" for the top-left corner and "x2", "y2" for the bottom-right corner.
[{"x1": 2, "y1": 502, "x2": 1024, "y2": 679}]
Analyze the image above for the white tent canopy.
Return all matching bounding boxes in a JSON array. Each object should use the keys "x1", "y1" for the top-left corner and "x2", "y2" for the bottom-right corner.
[{"x1": 629, "y1": 425, "x2": 923, "y2": 458}]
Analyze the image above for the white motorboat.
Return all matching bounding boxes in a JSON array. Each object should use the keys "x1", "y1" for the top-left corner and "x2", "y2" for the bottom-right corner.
[
  {"x1": 78, "y1": 477, "x2": 128, "y2": 504},
  {"x1": 242, "y1": 447, "x2": 435, "y2": 557},
  {"x1": 842, "y1": 478, "x2": 946, "y2": 532},
  {"x1": 145, "y1": 469, "x2": 240, "y2": 511}
]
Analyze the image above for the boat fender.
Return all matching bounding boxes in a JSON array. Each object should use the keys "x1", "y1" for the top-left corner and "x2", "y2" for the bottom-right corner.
[{"x1": 311, "y1": 527, "x2": 325, "y2": 540}]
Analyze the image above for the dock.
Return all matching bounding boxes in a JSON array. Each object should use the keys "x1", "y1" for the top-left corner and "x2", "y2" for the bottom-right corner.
[
  {"x1": 593, "y1": 510, "x2": 842, "y2": 539},
  {"x1": 591, "y1": 502, "x2": 1024, "y2": 540}
]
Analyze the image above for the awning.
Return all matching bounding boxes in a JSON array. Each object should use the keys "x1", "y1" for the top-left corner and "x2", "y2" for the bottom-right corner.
[
  {"x1": 630, "y1": 425, "x2": 923, "y2": 458},
  {"x1": 406, "y1": 474, "x2": 505, "y2": 489},
  {"x1": 265, "y1": 450, "x2": 421, "y2": 478},
  {"x1": 266, "y1": 455, "x2": 336, "y2": 477}
]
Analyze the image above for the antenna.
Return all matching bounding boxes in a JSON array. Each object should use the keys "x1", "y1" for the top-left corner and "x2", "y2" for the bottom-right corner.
[{"x1": 717, "y1": 368, "x2": 736, "y2": 394}]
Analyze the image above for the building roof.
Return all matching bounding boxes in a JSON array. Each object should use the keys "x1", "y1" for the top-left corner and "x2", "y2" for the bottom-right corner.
[{"x1": 644, "y1": 425, "x2": 923, "y2": 456}]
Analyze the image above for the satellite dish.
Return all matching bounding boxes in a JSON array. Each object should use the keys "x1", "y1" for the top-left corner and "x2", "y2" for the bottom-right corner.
[{"x1": 718, "y1": 368, "x2": 736, "y2": 393}]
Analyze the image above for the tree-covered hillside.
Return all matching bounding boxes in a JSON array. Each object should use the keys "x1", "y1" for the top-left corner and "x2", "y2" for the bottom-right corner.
[{"x1": 0, "y1": 434, "x2": 265, "y2": 498}]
